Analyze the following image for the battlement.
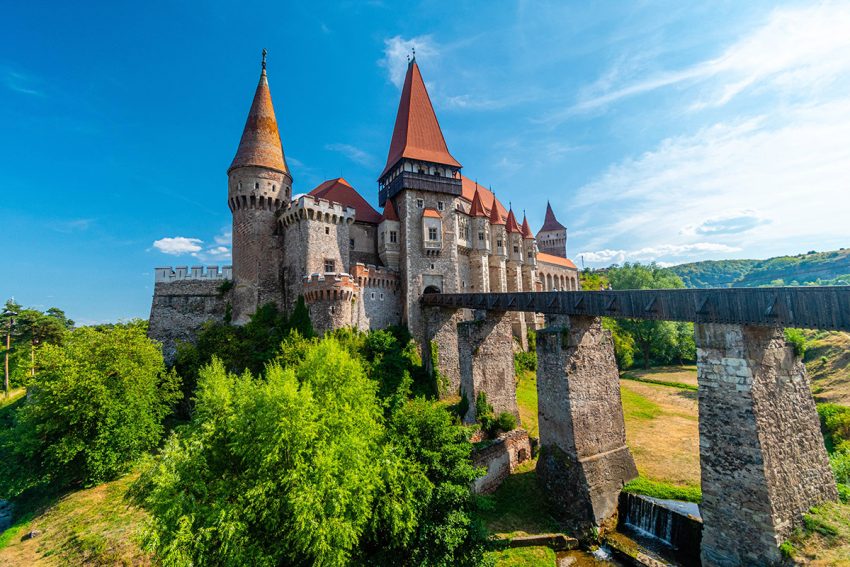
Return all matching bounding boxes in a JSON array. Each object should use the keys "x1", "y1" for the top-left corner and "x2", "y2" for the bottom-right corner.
[
  {"x1": 302, "y1": 272, "x2": 357, "y2": 302},
  {"x1": 155, "y1": 266, "x2": 233, "y2": 283},
  {"x1": 351, "y1": 263, "x2": 400, "y2": 290},
  {"x1": 278, "y1": 194, "x2": 357, "y2": 227}
]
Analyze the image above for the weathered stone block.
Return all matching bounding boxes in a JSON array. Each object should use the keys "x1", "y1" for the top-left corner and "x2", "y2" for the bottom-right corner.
[
  {"x1": 535, "y1": 315, "x2": 637, "y2": 534},
  {"x1": 696, "y1": 323, "x2": 838, "y2": 567}
]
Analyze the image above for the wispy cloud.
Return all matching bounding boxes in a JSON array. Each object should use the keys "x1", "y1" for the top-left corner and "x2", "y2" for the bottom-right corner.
[
  {"x1": 578, "y1": 243, "x2": 740, "y2": 266},
  {"x1": 2, "y1": 69, "x2": 45, "y2": 97},
  {"x1": 681, "y1": 210, "x2": 770, "y2": 236},
  {"x1": 152, "y1": 237, "x2": 203, "y2": 256},
  {"x1": 325, "y1": 143, "x2": 376, "y2": 168},
  {"x1": 52, "y1": 218, "x2": 94, "y2": 233},
  {"x1": 379, "y1": 35, "x2": 438, "y2": 88}
]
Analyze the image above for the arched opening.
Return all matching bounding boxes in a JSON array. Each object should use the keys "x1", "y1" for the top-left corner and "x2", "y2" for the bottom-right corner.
[{"x1": 423, "y1": 285, "x2": 441, "y2": 295}]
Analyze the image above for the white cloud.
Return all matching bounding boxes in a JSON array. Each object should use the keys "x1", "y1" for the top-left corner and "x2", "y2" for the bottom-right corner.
[
  {"x1": 578, "y1": 243, "x2": 739, "y2": 267},
  {"x1": 325, "y1": 143, "x2": 376, "y2": 168},
  {"x1": 380, "y1": 35, "x2": 438, "y2": 88},
  {"x1": 570, "y1": 3, "x2": 850, "y2": 113},
  {"x1": 681, "y1": 210, "x2": 769, "y2": 236},
  {"x1": 153, "y1": 237, "x2": 202, "y2": 256}
]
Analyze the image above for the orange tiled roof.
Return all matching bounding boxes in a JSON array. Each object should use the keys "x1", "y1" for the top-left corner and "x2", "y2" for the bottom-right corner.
[
  {"x1": 423, "y1": 208, "x2": 441, "y2": 218},
  {"x1": 380, "y1": 60, "x2": 462, "y2": 178},
  {"x1": 538, "y1": 252, "x2": 577, "y2": 269},
  {"x1": 309, "y1": 177, "x2": 382, "y2": 224},
  {"x1": 505, "y1": 209, "x2": 521, "y2": 233},
  {"x1": 460, "y1": 176, "x2": 508, "y2": 222},
  {"x1": 468, "y1": 187, "x2": 488, "y2": 217},
  {"x1": 521, "y1": 215, "x2": 534, "y2": 238},
  {"x1": 381, "y1": 199, "x2": 399, "y2": 222},
  {"x1": 539, "y1": 201, "x2": 566, "y2": 232},
  {"x1": 229, "y1": 68, "x2": 289, "y2": 174}
]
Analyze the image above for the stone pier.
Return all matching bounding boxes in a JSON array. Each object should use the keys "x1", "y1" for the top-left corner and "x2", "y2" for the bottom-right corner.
[
  {"x1": 423, "y1": 305, "x2": 465, "y2": 397},
  {"x1": 535, "y1": 315, "x2": 637, "y2": 533},
  {"x1": 696, "y1": 323, "x2": 838, "y2": 567},
  {"x1": 458, "y1": 310, "x2": 519, "y2": 424}
]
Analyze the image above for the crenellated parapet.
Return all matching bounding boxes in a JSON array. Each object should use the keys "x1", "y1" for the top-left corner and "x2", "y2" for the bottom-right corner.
[
  {"x1": 278, "y1": 195, "x2": 356, "y2": 227},
  {"x1": 155, "y1": 265, "x2": 232, "y2": 283},
  {"x1": 301, "y1": 272, "x2": 357, "y2": 302},
  {"x1": 351, "y1": 263, "x2": 400, "y2": 290}
]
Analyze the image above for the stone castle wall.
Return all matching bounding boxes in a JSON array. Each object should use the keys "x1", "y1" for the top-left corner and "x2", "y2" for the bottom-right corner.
[
  {"x1": 149, "y1": 269, "x2": 231, "y2": 363},
  {"x1": 471, "y1": 429, "x2": 532, "y2": 494},
  {"x1": 351, "y1": 264, "x2": 402, "y2": 331}
]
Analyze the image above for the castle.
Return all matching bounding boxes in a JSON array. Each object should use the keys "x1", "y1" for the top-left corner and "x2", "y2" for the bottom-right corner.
[{"x1": 149, "y1": 53, "x2": 579, "y2": 364}]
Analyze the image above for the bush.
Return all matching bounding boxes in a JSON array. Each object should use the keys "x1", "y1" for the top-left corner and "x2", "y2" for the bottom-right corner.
[
  {"x1": 494, "y1": 412, "x2": 517, "y2": 434},
  {"x1": 818, "y1": 403, "x2": 850, "y2": 453},
  {"x1": 0, "y1": 322, "x2": 180, "y2": 497},
  {"x1": 514, "y1": 351, "x2": 537, "y2": 374},
  {"x1": 784, "y1": 328, "x2": 808, "y2": 357}
]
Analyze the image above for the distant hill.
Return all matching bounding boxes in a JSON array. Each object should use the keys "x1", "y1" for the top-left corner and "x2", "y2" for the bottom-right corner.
[{"x1": 671, "y1": 248, "x2": 850, "y2": 288}]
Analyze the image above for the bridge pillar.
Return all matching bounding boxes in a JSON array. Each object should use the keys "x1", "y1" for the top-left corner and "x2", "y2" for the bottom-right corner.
[
  {"x1": 535, "y1": 315, "x2": 638, "y2": 533},
  {"x1": 423, "y1": 305, "x2": 464, "y2": 398},
  {"x1": 458, "y1": 310, "x2": 519, "y2": 424},
  {"x1": 696, "y1": 323, "x2": 837, "y2": 567}
]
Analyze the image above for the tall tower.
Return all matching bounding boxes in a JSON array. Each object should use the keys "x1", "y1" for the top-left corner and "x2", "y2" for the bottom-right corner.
[
  {"x1": 228, "y1": 51, "x2": 292, "y2": 324},
  {"x1": 536, "y1": 201, "x2": 568, "y2": 258},
  {"x1": 378, "y1": 57, "x2": 463, "y2": 339}
]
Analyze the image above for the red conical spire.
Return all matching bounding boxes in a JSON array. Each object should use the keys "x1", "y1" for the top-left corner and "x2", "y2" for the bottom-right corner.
[
  {"x1": 380, "y1": 59, "x2": 461, "y2": 178},
  {"x1": 489, "y1": 195, "x2": 505, "y2": 225},
  {"x1": 469, "y1": 186, "x2": 488, "y2": 217},
  {"x1": 229, "y1": 51, "x2": 288, "y2": 174},
  {"x1": 381, "y1": 198, "x2": 399, "y2": 222},
  {"x1": 505, "y1": 208, "x2": 521, "y2": 233},
  {"x1": 521, "y1": 213, "x2": 534, "y2": 239},
  {"x1": 540, "y1": 201, "x2": 566, "y2": 232}
]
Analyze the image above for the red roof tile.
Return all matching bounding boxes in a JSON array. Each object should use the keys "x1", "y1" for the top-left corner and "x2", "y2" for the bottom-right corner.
[
  {"x1": 381, "y1": 199, "x2": 399, "y2": 222},
  {"x1": 468, "y1": 187, "x2": 488, "y2": 217},
  {"x1": 538, "y1": 252, "x2": 577, "y2": 269},
  {"x1": 505, "y1": 209, "x2": 521, "y2": 233},
  {"x1": 423, "y1": 208, "x2": 441, "y2": 218},
  {"x1": 380, "y1": 60, "x2": 461, "y2": 178},
  {"x1": 460, "y1": 176, "x2": 508, "y2": 223},
  {"x1": 309, "y1": 177, "x2": 382, "y2": 224},
  {"x1": 521, "y1": 214, "x2": 534, "y2": 238},
  {"x1": 539, "y1": 201, "x2": 566, "y2": 232},
  {"x1": 229, "y1": 67, "x2": 289, "y2": 174}
]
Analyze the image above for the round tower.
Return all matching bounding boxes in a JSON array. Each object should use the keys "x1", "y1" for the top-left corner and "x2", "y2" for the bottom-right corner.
[{"x1": 228, "y1": 51, "x2": 292, "y2": 324}]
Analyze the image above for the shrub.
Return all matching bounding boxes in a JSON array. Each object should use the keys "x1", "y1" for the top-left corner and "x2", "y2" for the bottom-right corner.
[
  {"x1": 818, "y1": 403, "x2": 850, "y2": 453},
  {"x1": 0, "y1": 322, "x2": 180, "y2": 497},
  {"x1": 493, "y1": 412, "x2": 517, "y2": 434},
  {"x1": 514, "y1": 351, "x2": 537, "y2": 374},
  {"x1": 784, "y1": 328, "x2": 807, "y2": 357}
]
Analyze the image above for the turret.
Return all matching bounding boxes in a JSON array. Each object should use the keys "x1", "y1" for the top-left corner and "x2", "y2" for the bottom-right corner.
[
  {"x1": 536, "y1": 201, "x2": 568, "y2": 258},
  {"x1": 378, "y1": 199, "x2": 401, "y2": 269},
  {"x1": 469, "y1": 187, "x2": 490, "y2": 254},
  {"x1": 505, "y1": 208, "x2": 524, "y2": 264},
  {"x1": 228, "y1": 50, "x2": 292, "y2": 323},
  {"x1": 521, "y1": 213, "x2": 537, "y2": 269},
  {"x1": 489, "y1": 196, "x2": 506, "y2": 258}
]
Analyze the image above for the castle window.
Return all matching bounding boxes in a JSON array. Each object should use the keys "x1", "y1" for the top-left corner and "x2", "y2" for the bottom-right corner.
[
  {"x1": 430, "y1": 263, "x2": 435, "y2": 270},
  {"x1": 255, "y1": 182, "x2": 259, "y2": 189},
  {"x1": 437, "y1": 201, "x2": 444, "y2": 211},
  {"x1": 272, "y1": 185, "x2": 276, "y2": 191},
  {"x1": 325, "y1": 227, "x2": 330, "y2": 235},
  {"x1": 380, "y1": 292, "x2": 384, "y2": 301},
  {"x1": 238, "y1": 182, "x2": 242, "y2": 190},
  {"x1": 416, "y1": 198, "x2": 424, "y2": 209},
  {"x1": 350, "y1": 238, "x2": 355, "y2": 248},
  {"x1": 428, "y1": 227, "x2": 438, "y2": 241},
  {"x1": 371, "y1": 292, "x2": 376, "y2": 300},
  {"x1": 389, "y1": 231, "x2": 397, "y2": 243},
  {"x1": 478, "y1": 232, "x2": 484, "y2": 241},
  {"x1": 381, "y1": 232, "x2": 386, "y2": 244},
  {"x1": 497, "y1": 239, "x2": 503, "y2": 248},
  {"x1": 514, "y1": 246, "x2": 519, "y2": 253},
  {"x1": 324, "y1": 259, "x2": 335, "y2": 273},
  {"x1": 330, "y1": 305, "x2": 336, "y2": 314}
]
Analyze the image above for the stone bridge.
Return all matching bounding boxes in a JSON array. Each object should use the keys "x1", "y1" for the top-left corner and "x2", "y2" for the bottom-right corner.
[{"x1": 422, "y1": 286, "x2": 850, "y2": 566}]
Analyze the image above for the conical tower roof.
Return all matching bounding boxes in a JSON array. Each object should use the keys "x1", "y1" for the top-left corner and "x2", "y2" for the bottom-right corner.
[
  {"x1": 380, "y1": 59, "x2": 461, "y2": 178},
  {"x1": 489, "y1": 195, "x2": 505, "y2": 225},
  {"x1": 540, "y1": 201, "x2": 566, "y2": 232},
  {"x1": 505, "y1": 209, "x2": 521, "y2": 233},
  {"x1": 229, "y1": 54, "x2": 289, "y2": 174},
  {"x1": 469, "y1": 186, "x2": 488, "y2": 217},
  {"x1": 521, "y1": 214, "x2": 534, "y2": 238},
  {"x1": 381, "y1": 198, "x2": 399, "y2": 222}
]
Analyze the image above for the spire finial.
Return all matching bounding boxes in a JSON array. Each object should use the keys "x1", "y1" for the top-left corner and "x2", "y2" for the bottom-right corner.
[
  {"x1": 412, "y1": 46, "x2": 416, "y2": 59},
  {"x1": 262, "y1": 48, "x2": 267, "y2": 71}
]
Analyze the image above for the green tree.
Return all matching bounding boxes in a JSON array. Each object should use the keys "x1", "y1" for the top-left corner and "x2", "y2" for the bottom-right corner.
[
  {"x1": 0, "y1": 322, "x2": 179, "y2": 497},
  {"x1": 607, "y1": 263, "x2": 687, "y2": 369}
]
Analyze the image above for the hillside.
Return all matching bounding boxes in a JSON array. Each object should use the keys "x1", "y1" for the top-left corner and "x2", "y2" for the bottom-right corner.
[{"x1": 671, "y1": 248, "x2": 850, "y2": 288}]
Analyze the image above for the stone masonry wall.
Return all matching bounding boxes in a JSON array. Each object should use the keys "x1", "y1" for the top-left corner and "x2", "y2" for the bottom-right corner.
[
  {"x1": 424, "y1": 305, "x2": 466, "y2": 397},
  {"x1": 458, "y1": 310, "x2": 519, "y2": 423},
  {"x1": 696, "y1": 323, "x2": 837, "y2": 567},
  {"x1": 535, "y1": 315, "x2": 638, "y2": 533},
  {"x1": 472, "y1": 429, "x2": 532, "y2": 494},
  {"x1": 149, "y1": 279, "x2": 230, "y2": 364}
]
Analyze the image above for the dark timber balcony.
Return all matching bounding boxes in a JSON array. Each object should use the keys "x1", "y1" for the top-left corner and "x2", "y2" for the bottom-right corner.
[{"x1": 379, "y1": 171, "x2": 462, "y2": 207}]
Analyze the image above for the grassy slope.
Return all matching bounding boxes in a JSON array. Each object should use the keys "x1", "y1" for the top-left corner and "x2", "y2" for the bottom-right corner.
[
  {"x1": 805, "y1": 331, "x2": 850, "y2": 404},
  {"x1": 0, "y1": 473, "x2": 150, "y2": 566}
]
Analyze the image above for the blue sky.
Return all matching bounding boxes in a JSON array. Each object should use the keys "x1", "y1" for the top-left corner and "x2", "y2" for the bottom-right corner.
[{"x1": 3, "y1": 1, "x2": 849, "y2": 323}]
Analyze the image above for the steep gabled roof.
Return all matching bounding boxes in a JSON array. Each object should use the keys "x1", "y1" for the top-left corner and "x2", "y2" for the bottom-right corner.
[
  {"x1": 468, "y1": 187, "x2": 488, "y2": 217},
  {"x1": 423, "y1": 208, "x2": 441, "y2": 218},
  {"x1": 505, "y1": 209, "x2": 521, "y2": 233},
  {"x1": 381, "y1": 199, "x2": 399, "y2": 222},
  {"x1": 380, "y1": 60, "x2": 461, "y2": 178},
  {"x1": 309, "y1": 177, "x2": 382, "y2": 224},
  {"x1": 229, "y1": 65, "x2": 289, "y2": 174},
  {"x1": 538, "y1": 252, "x2": 577, "y2": 269},
  {"x1": 539, "y1": 201, "x2": 566, "y2": 232},
  {"x1": 460, "y1": 176, "x2": 508, "y2": 222},
  {"x1": 521, "y1": 214, "x2": 534, "y2": 239}
]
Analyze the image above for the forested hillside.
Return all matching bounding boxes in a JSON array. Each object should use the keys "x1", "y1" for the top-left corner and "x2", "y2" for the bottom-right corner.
[{"x1": 671, "y1": 248, "x2": 850, "y2": 288}]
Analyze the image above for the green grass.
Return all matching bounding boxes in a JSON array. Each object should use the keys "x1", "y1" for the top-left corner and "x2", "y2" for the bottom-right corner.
[
  {"x1": 477, "y1": 459, "x2": 559, "y2": 536},
  {"x1": 0, "y1": 387, "x2": 25, "y2": 409},
  {"x1": 622, "y1": 476, "x2": 701, "y2": 503},
  {"x1": 783, "y1": 501, "x2": 850, "y2": 562},
  {"x1": 485, "y1": 546, "x2": 555, "y2": 566},
  {"x1": 620, "y1": 387, "x2": 662, "y2": 421},
  {"x1": 516, "y1": 370, "x2": 539, "y2": 438},
  {"x1": 620, "y1": 373, "x2": 697, "y2": 392}
]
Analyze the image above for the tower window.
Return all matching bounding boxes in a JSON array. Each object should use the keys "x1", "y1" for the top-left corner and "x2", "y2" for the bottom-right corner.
[
  {"x1": 497, "y1": 239, "x2": 503, "y2": 248},
  {"x1": 430, "y1": 263, "x2": 435, "y2": 270},
  {"x1": 350, "y1": 238, "x2": 355, "y2": 248},
  {"x1": 380, "y1": 292, "x2": 384, "y2": 301},
  {"x1": 325, "y1": 227, "x2": 330, "y2": 235},
  {"x1": 428, "y1": 227, "x2": 438, "y2": 241},
  {"x1": 272, "y1": 184, "x2": 276, "y2": 191},
  {"x1": 514, "y1": 246, "x2": 519, "y2": 253},
  {"x1": 255, "y1": 182, "x2": 259, "y2": 189},
  {"x1": 478, "y1": 232, "x2": 484, "y2": 241},
  {"x1": 437, "y1": 201, "x2": 444, "y2": 211},
  {"x1": 390, "y1": 231, "x2": 397, "y2": 243},
  {"x1": 371, "y1": 292, "x2": 376, "y2": 300},
  {"x1": 416, "y1": 198, "x2": 424, "y2": 209},
  {"x1": 324, "y1": 259, "x2": 335, "y2": 273}
]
